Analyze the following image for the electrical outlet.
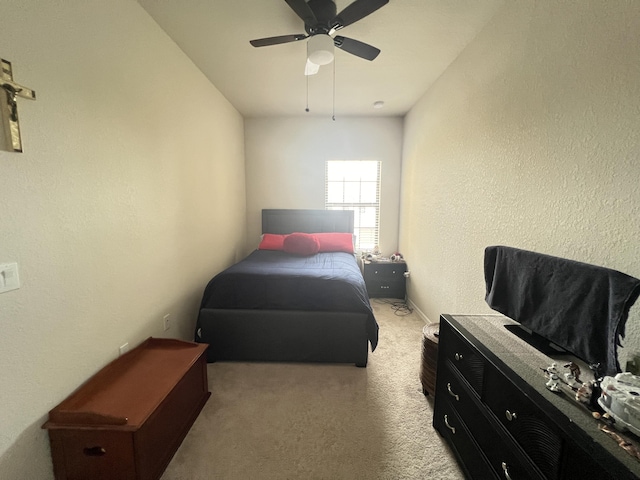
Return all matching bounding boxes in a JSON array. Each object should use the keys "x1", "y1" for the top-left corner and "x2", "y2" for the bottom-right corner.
[
  {"x1": 0, "y1": 262, "x2": 20, "y2": 294},
  {"x1": 119, "y1": 343, "x2": 129, "y2": 356},
  {"x1": 163, "y1": 314, "x2": 171, "y2": 331}
]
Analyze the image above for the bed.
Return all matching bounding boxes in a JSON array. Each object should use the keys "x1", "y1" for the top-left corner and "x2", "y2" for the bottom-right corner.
[{"x1": 194, "y1": 209, "x2": 378, "y2": 367}]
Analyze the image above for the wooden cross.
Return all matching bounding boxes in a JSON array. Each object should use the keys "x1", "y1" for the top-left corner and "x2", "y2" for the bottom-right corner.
[{"x1": 0, "y1": 58, "x2": 36, "y2": 152}]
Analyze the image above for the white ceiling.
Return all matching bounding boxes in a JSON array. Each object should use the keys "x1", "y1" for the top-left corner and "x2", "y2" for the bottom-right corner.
[{"x1": 137, "y1": 0, "x2": 504, "y2": 117}]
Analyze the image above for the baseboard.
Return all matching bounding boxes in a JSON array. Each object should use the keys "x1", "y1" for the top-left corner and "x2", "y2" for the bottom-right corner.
[{"x1": 405, "y1": 297, "x2": 433, "y2": 325}]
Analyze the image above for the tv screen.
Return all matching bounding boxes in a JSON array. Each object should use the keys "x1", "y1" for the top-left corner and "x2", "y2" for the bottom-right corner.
[{"x1": 503, "y1": 323, "x2": 567, "y2": 356}]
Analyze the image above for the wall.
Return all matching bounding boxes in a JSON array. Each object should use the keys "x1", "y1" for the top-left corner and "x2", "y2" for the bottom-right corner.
[
  {"x1": 0, "y1": 1, "x2": 246, "y2": 478},
  {"x1": 244, "y1": 116, "x2": 403, "y2": 254},
  {"x1": 400, "y1": 0, "x2": 640, "y2": 365}
]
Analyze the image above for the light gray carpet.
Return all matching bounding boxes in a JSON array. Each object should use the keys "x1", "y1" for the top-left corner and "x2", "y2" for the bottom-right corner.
[{"x1": 161, "y1": 300, "x2": 464, "y2": 480}]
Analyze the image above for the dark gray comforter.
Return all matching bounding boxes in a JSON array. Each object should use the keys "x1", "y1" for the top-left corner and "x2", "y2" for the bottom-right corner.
[{"x1": 198, "y1": 250, "x2": 378, "y2": 350}]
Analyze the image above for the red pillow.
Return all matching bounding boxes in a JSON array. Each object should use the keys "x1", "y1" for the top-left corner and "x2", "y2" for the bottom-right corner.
[
  {"x1": 283, "y1": 233, "x2": 320, "y2": 256},
  {"x1": 314, "y1": 232, "x2": 354, "y2": 253},
  {"x1": 258, "y1": 234, "x2": 285, "y2": 250}
]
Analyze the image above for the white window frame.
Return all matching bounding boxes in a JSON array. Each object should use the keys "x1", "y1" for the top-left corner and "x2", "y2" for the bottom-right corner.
[{"x1": 325, "y1": 160, "x2": 381, "y2": 251}]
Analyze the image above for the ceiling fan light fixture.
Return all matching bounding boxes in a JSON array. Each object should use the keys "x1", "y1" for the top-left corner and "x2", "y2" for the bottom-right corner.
[
  {"x1": 307, "y1": 34, "x2": 334, "y2": 65},
  {"x1": 305, "y1": 59, "x2": 320, "y2": 76}
]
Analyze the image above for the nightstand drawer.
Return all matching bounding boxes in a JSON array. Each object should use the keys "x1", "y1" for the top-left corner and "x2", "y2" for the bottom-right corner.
[
  {"x1": 364, "y1": 263, "x2": 405, "y2": 277},
  {"x1": 366, "y1": 281, "x2": 405, "y2": 297}
]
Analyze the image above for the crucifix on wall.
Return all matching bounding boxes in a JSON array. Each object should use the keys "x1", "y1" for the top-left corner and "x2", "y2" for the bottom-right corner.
[{"x1": 0, "y1": 58, "x2": 36, "y2": 152}]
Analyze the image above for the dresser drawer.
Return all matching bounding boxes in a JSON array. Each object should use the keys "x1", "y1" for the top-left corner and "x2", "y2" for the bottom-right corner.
[
  {"x1": 434, "y1": 401, "x2": 497, "y2": 480},
  {"x1": 438, "y1": 364, "x2": 543, "y2": 480},
  {"x1": 438, "y1": 322, "x2": 485, "y2": 395},
  {"x1": 484, "y1": 364, "x2": 563, "y2": 480},
  {"x1": 439, "y1": 361, "x2": 481, "y2": 415}
]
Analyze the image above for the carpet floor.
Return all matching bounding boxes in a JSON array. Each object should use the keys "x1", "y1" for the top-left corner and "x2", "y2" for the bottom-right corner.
[{"x1": 161, "y1": 299, "x2": 464, "y2": 480}]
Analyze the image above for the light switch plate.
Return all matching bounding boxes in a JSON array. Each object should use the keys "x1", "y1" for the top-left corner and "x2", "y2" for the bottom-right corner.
[{"x1": 0, "y1": 262, "x2": 20, "y2": 293}]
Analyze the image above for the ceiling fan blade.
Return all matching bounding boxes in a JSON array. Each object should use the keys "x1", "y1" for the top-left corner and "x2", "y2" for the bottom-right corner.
[
  {"x1": 332, "y1": 0, "x2": 389, "y2": 30},
  {"x1": 334, "y1": 36, "x2": 380, "y2": 61},
  {"x1": 285, "y1": 0, "x2": 318, "y2": 25},
  {"x1": 250, "y1": 34, "x2": 307, "y2": 47},
  {"x1": 305, "y1": 59, "x2": 320, "y2": 76}
]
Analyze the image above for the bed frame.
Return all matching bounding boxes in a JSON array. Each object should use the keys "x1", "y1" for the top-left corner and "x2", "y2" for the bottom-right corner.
[{"x1": 197, "y1": 209, "x2": 371, "y2": 367}]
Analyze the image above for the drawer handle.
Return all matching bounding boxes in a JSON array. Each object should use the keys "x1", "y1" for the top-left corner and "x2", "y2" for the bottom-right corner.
[
  {"x1": 505, "y1": 410, "x2": 517, "y2": 421},
  {"x1": 83, "y1": 446, "x2": 106, "y2": 457},
  {"x1": 444, "y1": 414, "x2": 456, "y2": 434},
  {"x1": 501, "y1": 462, "x2": 513, "y2": 480},
  {"x1": 454, "y1": 353, "x2": 463, "y2": 361},
  {"x1": 446, "y1": 382, "x2": 460, "y2": 401}
]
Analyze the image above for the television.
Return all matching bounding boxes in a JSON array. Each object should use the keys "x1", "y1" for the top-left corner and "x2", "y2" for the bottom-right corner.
[
  {"x1": 484, "y1": 245, "x2": 640, "y2": 377},
  {"x1": 502, "y1": 323, "x2": 567, "y2": 356}
]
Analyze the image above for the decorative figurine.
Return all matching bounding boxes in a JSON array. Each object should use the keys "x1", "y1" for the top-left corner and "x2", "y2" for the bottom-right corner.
[
  {"x1": 564, "y1": 362, "x2": 582, "y2": 383},
  {"x1": 546, "y1": 372, "x2": 561, "y2": 392},
  {"x1": 589, "y1": 362, "x2": 604, "y2": 381},
  {"x1": 541, "y1": 363, "x2": 562, "y2": 392},
  {"x1": 563, "y1": 371, "x2": 581, "y2": 389},
  {"x1": 588, "y1": 364, "x2": 604, "y2": 409},
  {"x1": 576, "y1": 381, "x2": 595, "y2": 404}
]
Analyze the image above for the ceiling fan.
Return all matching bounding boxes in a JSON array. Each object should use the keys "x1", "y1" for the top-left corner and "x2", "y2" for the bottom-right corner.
[{"x1": 250, "y1": 0, "x2": 389, "y2": 75}]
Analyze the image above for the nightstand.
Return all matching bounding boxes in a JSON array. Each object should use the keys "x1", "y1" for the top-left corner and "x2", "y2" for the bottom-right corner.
[{"x1": 363, "y1": 260, "x2": 407, "y2": 298}]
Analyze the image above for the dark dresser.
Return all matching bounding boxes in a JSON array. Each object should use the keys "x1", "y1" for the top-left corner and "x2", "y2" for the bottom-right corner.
[
  {"x1": 362, "y1": 260, "x2": 407, "y2": 298},
  {"x1": 433, "y1": 314, "x2": 640, "y2": 480}
]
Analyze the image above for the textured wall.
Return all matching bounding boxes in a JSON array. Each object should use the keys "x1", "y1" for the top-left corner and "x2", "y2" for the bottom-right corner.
[
  {"x1": 401, "y1": 1, "x2": 640, "y2": 366},
  {"x1": 0, "y1": 1, "x2": 246, "y2": 478},
  {"x1": 244, "y1": 116, "x2": 403, "y2": 254}
]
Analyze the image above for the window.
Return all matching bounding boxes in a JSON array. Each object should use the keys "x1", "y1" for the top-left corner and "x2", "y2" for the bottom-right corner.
[{"x1": 325, "y1": 160, "x2": 381, "y2": 251}]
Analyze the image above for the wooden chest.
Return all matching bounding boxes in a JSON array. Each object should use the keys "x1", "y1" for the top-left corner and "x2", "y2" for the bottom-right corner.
[{"x1": 43, "y1": 338, "x2": 210, "y2": 480}]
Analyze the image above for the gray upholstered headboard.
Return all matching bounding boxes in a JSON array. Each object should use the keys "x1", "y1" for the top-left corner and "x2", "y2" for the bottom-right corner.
[{"x1": 262, "y1": 209, "x2": 354, "y2": 234}]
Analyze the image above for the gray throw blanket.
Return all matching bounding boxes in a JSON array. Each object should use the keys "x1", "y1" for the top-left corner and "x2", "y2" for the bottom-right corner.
[{"x1": 484, "y1": 246, "x2": 640, "y2": 376}]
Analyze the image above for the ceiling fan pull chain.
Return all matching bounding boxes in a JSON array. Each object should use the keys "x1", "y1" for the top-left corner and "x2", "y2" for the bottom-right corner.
[
  {"x1": 306, "y1": 43, "x2": 310, "y2": 113},
  {"x1": 305, "y1": 73, "x2": 310, "y2": 113},
  {"x1": 332, "y1": 58, "x2": 336, "y2": 121}
]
